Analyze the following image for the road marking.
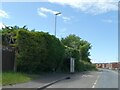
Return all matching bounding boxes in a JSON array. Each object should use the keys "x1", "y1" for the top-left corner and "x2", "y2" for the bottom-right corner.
[
  {"x1": 82, "y1": 75, "x2": 93, "y2": 78},
  {"x1": 92, "y1": 75, "x2": 99, "y2": 88}
]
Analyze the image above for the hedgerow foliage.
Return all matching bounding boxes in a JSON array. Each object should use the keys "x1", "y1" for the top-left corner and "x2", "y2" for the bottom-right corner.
[
  {"x1": 17, "y1": 30, "x2": 65, "y2": 73},
  {"x1": 61, "y1": 46, "x2": 81, "y2": 72},
  {"x1": 61, "y1": 46, "x2": 96, "y2": 72},
  {"x1": 2, "y1": 26, "x2": 96, "y2": 73},
  {"x1": 61, "y1": 34, "x2": 96, "y2": 72}
]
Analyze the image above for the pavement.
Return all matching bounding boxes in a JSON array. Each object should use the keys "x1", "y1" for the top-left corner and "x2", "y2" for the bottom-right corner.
[
  {"x1": 2, "y1": 73, "x2": 70, "y2": 89},
  {"x1": 2, "y1": 69, "x2": 119, "y2": 89}
]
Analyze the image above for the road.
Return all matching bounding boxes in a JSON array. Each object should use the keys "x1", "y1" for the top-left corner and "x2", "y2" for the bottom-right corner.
[{"x1": 47, "y1": 69, "x2": 118, "y2": 88}]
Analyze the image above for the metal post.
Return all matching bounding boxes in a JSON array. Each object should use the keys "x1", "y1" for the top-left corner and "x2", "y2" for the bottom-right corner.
[
  {"x1": 54, "y1": 12, "x2": 61, "y2": 37},
  {"x1": 54, "y1": 15, "x2": 57, "y2": 37}
]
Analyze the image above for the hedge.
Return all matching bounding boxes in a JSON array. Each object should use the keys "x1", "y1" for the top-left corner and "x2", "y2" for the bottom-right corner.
[
  {"x1": 62, "y1": 46, "x2": 96, "y2": 72},
  {"x1": 17, "y1": 30, "x2": 65, "y2": 73},
  {"x1": 2, "y1": 26, "x2": 96, "y2": 73},
  {"x1": 61, "y1": 46, "x2": 81, "y2": 72}
]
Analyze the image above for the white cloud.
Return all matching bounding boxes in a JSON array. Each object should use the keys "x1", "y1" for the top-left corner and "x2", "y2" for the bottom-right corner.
[
  {"x1": 48, "y1": 0, "x2": 118, "y2": 15},
  {"x1": 37, "y1": 9, "x2": 47, "y2": 17},
  {"x1": 62, "y1": 16, "x2": 71, "y2": 22},
  {"x1": 40, "y1": 7, "x2": 58, "y2": 14},
  {"x1": 37, "y1": 7, "x2": 71, "y2": 23},
  {"x1": 37, "y1": 7, "x2": 61, "y2": 17},
  {"x1": 102, "y1": 19, "x2": 113, "y2": 23},
  {"x1": 0, "y1": 10, "x2": 9, "y2": 18},
  {"x1": 0, "y1": 23, "x2": 5, "y2": 29}
]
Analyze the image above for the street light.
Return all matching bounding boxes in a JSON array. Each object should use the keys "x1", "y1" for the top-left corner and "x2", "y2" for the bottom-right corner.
[{"x1": 54, "y1": 12, "x2": 61, "y2": 37}]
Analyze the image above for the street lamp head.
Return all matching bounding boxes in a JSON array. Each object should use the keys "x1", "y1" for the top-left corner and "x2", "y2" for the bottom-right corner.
[{"x1": 55, "y1": 12, "x2": 61, "y2": 15}]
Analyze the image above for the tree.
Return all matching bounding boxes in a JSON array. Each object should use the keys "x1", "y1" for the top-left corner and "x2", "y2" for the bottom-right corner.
[
  {"x1": 2, "y1": 25, "x2": 28, "y2": 48},
  {"x1": 61, "y1": 34, "x2": 92, "y2": 63},
  {"x1": 61, "y1": 34, "x2": 81, "y2": 49},
  {"x1": 2, "y1": 25, "x2": 20, "y2": 50},
  {"x1": 79, "y1": 40, "x2": 92, "y2": 63}
]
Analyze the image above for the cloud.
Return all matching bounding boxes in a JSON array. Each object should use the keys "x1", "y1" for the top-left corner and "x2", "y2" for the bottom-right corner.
[
  {"x1": 62, "y1": 16, "x2": 71, "y2": 22},
  {"x1": 37, "y1": 7, "x2": 71, "y2": 23},
  {"x1": 0, "y1": 23, "x2": 5, "y2": 29},
  {"x1": 102, "y1": 19, "x2": 113, "y2": 23},
  {"x1": 37, "y1": 10, "x2": 47, "y2": 17},
  {"x1": 37, "y1": 7, "x2": 61, "y2": 17},
  {"x1": 48, "y1": 0, "x2": 118, "y2": 15},
  {"x1": 0, "y1": 10, "x2": 9, "y2": 18},
  {"x1": 40, "y1": 7, "x2": 59, "y2": 14}
]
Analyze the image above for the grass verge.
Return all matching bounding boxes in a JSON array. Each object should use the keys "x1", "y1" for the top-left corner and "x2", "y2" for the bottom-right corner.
[
  {"x1": 0, "y1": 73, "x2": 1, "y2": 86},
  {"x1": 2, "y1": 72, "x2": 32, "y2": 86}
]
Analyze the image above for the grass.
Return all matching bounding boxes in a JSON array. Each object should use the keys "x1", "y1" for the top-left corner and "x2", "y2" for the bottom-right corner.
[
  {"x1": 2, "y1": 72, "x2": 32, "y2": 86},
  {"x1": 0, "y1": 73, "x2": 1, "y2": 86}
]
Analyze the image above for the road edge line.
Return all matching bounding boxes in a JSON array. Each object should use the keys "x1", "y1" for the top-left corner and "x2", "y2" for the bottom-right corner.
[{"x1": 92, "y1": 75, "x2": 100, "y2": 88}]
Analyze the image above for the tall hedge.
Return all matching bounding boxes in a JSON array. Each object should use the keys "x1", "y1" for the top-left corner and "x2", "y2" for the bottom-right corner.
[
  {"x1": 62, "y1": 46, "x2": 81, "y2": 72},
  {"x1": 17, "y1": 30, "x2": 65, "y2": 73},
  {"x1": 62, "y1": 46, "x2": 96, "y2": 72}
]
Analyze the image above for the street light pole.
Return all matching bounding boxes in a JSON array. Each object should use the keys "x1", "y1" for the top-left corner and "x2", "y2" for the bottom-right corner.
[{"x1": 54, "y1": 12, "x2": 61, "y2": 37}]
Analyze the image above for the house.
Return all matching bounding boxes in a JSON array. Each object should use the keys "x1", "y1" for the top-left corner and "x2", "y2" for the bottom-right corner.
[{"x1": 95, "y1": 62, "x2": 120, "y2": 70}]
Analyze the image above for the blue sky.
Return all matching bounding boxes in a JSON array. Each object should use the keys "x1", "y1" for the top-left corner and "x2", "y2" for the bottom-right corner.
[{"x1": 0, "y1": 1, "x2": 118, "y2": 63}]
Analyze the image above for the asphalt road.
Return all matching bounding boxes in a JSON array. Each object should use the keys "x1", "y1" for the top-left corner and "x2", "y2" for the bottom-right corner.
[{"x1": 47, "y1": 69, "x2": 118, "y2": 88}]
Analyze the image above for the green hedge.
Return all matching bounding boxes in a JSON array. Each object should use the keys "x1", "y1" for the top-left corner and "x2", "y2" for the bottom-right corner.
[
  {"x1": 61, "y1": 46, "x2": 80, "y2": 72},
  {"x1": 17, "y1": 30, "x2": 65, "y2": 73},
  {"x1": 77, "y1": 61, "x2": 97, "y2": 71},
  {"x1": 2, "y1": 26, "x2": 96, "y2": 73},
  {"x1": 62, "y1": 46, "x2": 96, "y2": 72}
]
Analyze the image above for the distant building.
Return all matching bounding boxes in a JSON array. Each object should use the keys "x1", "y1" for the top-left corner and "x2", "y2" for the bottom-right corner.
[
  {"x1": 95, "y1": 62, "x2": 120, "y2": 70},
  {"x1": 95, "y1": 63, "x2": 104, "y2": 68},
  {"x1": 106, "y1": 63, "x2": 112, "y2": 69},
  {"x1": 111, "y1": 62, "x2": 120, "y2": 70}
]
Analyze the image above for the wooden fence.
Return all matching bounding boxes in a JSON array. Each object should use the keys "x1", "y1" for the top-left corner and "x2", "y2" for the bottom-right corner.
[{"x1": 2, "y1": 49, "x2": 15, "y2": 71}]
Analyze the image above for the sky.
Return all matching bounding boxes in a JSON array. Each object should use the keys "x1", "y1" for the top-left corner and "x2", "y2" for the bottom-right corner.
[{"x1": 0, "y1": 0, "x2": 119, "y2": 63}]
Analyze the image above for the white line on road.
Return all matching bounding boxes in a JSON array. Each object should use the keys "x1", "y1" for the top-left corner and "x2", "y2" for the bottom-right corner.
[{"x1": 92, "y1": 75, "x2": 100, "y2": 88}]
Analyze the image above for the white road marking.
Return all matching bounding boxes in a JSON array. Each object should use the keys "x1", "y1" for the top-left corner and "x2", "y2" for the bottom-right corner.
[
  {"x1": 92, "y1": 75, "x2": 100, "y2": 88},
  {"x1": 82, "y1": 75, "x2": 93, "y2": 78}
]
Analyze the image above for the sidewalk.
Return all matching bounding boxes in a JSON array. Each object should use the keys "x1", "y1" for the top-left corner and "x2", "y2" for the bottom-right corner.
[{"x1": 2, "y1": 73, "x2": 70, "y2": 89}]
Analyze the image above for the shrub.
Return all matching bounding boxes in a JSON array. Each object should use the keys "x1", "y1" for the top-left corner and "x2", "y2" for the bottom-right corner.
[
  {"x1": 62, "y1": 46, "x2": 80, "y2": 72},
  {"x1": 79, "y1": 61, "x2": 96, "y2": 71},
  {"x1": 17, "y1": 30, "x2": 65, "y2": 73},
  {"x1": 62, "y1": 46, "x2": 96, "y2": 72}
]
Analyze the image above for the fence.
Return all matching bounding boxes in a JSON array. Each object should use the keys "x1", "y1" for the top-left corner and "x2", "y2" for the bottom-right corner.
[{"x1": 2, "y1": 49, "x2": 15, "y2": 71}]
